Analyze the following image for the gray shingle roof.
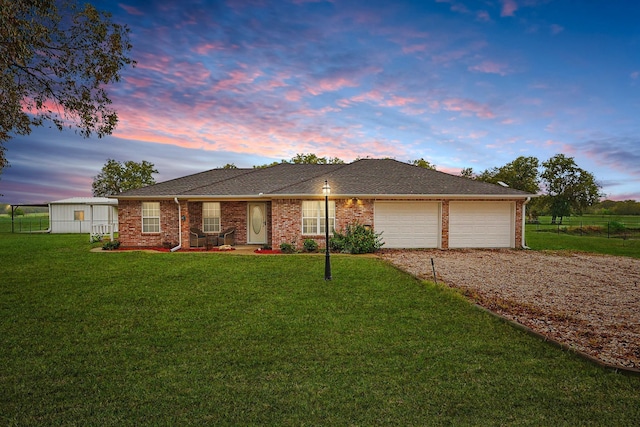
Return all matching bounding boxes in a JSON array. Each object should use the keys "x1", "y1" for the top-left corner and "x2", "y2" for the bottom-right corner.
[{"x1": 115, "y1": 159, "x2": 533, "y2": 199}]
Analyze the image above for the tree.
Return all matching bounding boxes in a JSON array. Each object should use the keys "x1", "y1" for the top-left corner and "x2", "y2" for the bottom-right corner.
[
  {"x1": 254, "y1": 153, "x2": 345, "y2": 168},
  {"x1": 290, "y1": 153, "x2": 344, "y2": 164},
  {"x1": 540, "y1": 154, "x2": 602, "y2": 223},
  {"x1": 92, "y1": 159, "x2": 157, "y2": 196},
  {"x1": 1, "y1": 0, "x2": 135, "y2": 174},
  {"x1": 410, "y1": 158, "x2": 436, "y2": 170},
  {"x1": 459, "y1": 167, "x2": 475, "y2": 179},
  {"x1": 221, "y1": 163, "x2": 237, "y2": 169},
  {"x1": 475, "y1": 156, "x2": 540, "y2": 194}
]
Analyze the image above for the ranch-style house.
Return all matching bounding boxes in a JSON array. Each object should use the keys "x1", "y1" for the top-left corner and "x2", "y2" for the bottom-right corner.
[{"x1": 113, "y1": 158, "x2": 535, "y2": 250}]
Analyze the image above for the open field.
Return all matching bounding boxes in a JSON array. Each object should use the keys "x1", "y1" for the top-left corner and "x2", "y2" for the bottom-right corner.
[
  {"x1": 1, "y1": 234, "x2": 639, "y2": 425},
  {"x1": 0, "y1": 213, "x2": 50, "y2": 233}
]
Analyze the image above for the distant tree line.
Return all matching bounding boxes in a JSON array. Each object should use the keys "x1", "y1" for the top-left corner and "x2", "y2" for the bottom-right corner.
[{"x1": 592, "y1": 199, "x2": 640, "y2": 216}]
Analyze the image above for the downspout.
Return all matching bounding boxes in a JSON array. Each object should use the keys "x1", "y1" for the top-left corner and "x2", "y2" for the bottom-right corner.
[
  {"x1": 171, "y1": 197, "x2": 182, "y2": 252},
  {"x1": 522, "y1": 197, "x2": 531, "y2": 249}
]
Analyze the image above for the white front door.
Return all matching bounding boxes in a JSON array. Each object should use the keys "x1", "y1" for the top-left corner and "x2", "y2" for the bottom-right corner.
[{"x1": 248, "y1": 203, "x2": 267, "y2": 244}]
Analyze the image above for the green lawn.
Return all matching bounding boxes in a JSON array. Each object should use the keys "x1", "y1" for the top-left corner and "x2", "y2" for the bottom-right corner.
[
  {"x1": 526, "y1": 225, "x2": 640, "y2": 258},
  {"x1": 1, "y1": 234, "x2": 639, "y2": 425}
]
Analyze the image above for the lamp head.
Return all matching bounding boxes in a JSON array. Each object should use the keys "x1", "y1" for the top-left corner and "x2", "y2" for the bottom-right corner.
[{"x1": 322, "y1": 180, "x2": 331, "y2": 196}]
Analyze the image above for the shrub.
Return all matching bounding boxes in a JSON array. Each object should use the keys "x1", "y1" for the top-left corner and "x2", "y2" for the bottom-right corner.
[
  {"x1": 609, "y1": 221, "x2": 626, "y2": 234},
  {"x1": 330, "y1": 222, "x2": 383, "y2": 254},
  {"x1": 303, "y1": 239, "x2": 318, "y2": 252},
  {"x1": 102, "y1": 240, "x2": 120, "y2": 250},
  {"x1": 279, "y1": 242, "x2": 296, "y2": 254},
  {"x1": 90, "y1": 233, "x2": 103, "y2": 243}
]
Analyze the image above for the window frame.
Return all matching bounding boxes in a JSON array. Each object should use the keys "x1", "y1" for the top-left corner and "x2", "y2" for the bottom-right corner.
[
  {"x1": 142, "y1": 202, "x2": 160, "y2": 233},
  {"x1": 301, "y1": 200, "x2": 335, "y2": 235},
  {"x1": 202, "y1": 202, "x2": 221, "y2": 233}
]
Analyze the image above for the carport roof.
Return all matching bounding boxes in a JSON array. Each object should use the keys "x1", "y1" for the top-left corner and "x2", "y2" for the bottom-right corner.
[{"x1": 114, "y1": 158, "x2": 535, "y2": 199}]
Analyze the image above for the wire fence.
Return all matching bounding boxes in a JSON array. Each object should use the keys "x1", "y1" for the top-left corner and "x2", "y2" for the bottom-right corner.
[
  {"x1": 0, "y1": 217, "x2": 118, "y2": 234},
  {"x1": 527, "y1": 218, "x2": 640, "y2": 239},
  {"x1": 0, "y1": 216, "x2": 50, "y2": 233}
]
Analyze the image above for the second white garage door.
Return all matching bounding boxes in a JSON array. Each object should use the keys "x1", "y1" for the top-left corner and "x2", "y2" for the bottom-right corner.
[
  {"x1": 449, "y1": 201, "x2": 514, "y2": 248},
  {"x1": 374, "y1": 202, "x2": 440, "y2": 248}
]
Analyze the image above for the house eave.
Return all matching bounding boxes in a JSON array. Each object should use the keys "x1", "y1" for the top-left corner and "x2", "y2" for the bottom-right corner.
[{"x1": 113, "y1": 192, "x2": 536, "y2": 200}]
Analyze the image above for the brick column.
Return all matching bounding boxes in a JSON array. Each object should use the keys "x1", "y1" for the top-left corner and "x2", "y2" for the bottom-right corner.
[{"x1": 441, "y1": 200, "x2": 449, "y2": 249}]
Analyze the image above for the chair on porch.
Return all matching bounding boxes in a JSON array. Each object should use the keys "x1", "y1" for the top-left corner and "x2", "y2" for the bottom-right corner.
[
  {"x1": 189, "y1": 227, "x2": 209, "y2": 248},
  {"x1": 217, "y1": 227, "x2": 236, "y2": 246}
]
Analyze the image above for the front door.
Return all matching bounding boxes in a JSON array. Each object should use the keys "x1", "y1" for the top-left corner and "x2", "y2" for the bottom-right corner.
[{"x1": 248, "y1": 203, "x2": 267, "y2": 244}]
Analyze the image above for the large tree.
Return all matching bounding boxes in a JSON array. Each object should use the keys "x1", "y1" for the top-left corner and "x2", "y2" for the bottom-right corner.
[
  {"x1": 1, "y1": 0, "x2": 135, "y2": 174},
  {"x1": 475, "y1": 156, "x2": 540, "y2": 194},
  {"x1": 92, "y1": 159, "x2": 157, "y2": 196},
  {"x1": 541, "y1": 154, "x2": 602, "y2": 223}
]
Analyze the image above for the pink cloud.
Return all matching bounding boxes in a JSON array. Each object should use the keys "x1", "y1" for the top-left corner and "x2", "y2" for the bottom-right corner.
[
  {"x1": 192, "y1": 42, "x2": 226, "y2": 55},
  {"x1": 468, "y1": 60, "x2": 510, "y2": 76},
  {"x1": 402, "y1": 44, "x2": 429, "y2": 54},
  {"x1": 285, "y1": 90, "x2": 303, "y2": 102},
  {"x1": 442, "y1": 98, "x2": 495, "y2": 119},
  {"x1": 119, "y1": 3, "x2": 144, "y2": 15},
  {"x1": 500, "y1": 0, "x2": 518, "y2": 17},
  {"x1": 467, "y1": 131, "x2": 488, "y2": 139},
  {"x1": 214, "y1": 69, "x2": 262, "y2": 91},
  {"x1": 631, "y1": 71, "x2": 639, "y2": 80},
  {"x1": 308, "y1": 76, "x2": 361, "y2": 96}
]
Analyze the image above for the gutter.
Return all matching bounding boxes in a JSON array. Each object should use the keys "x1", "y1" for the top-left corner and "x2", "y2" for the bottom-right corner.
[{"x1": 170, "y1": 197, "x2": 182, "y2": 252}]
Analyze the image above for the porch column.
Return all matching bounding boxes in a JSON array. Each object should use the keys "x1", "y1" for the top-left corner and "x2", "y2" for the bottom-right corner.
[{"x1": 441, "y1": 200, "x2": 449, "y2": 249}]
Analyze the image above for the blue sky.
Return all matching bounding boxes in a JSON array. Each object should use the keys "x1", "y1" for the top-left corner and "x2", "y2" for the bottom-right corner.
[{"x1": 2, "y1": 0, "x2": 639, "y2": 204}]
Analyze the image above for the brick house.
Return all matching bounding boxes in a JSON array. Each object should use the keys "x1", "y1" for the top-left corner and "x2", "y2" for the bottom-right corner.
[{"x1": 113, "y1": 158, "x2": 535, "y2": 250}]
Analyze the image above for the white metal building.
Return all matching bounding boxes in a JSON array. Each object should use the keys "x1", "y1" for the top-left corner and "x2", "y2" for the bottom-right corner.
[{"x1": 49, "y1": 197, "x2": 118, "y2": 237}]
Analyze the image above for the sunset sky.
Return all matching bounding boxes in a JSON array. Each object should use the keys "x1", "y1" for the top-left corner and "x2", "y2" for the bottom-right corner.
[{"x1": 2, "y1": 0, "x2": 639, "y2": 204}]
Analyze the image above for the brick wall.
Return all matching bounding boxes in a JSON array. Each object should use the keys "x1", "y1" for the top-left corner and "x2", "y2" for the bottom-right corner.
[
  {"x1": 118, "y1": 199, "x2": 180, "y2": 248},
  {"x1": 120, "y1": 197, "x2": 526, "y2": 250},
  {"x1": 271, "y1": 198, "x2": 375, "y2": 250}
]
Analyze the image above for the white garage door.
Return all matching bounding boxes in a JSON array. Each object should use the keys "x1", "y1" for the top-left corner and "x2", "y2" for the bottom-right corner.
[
  {"x1": 374, "y1": 202, "x2": 440, "y2": 248},
  {"x1": 449, "y1": 201, "x2": 514, "y2": 248}
]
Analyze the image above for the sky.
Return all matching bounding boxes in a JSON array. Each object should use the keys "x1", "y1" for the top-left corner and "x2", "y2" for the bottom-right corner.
[{"x1": 2, "y1": 0, "x2": 640, "y2": 205}]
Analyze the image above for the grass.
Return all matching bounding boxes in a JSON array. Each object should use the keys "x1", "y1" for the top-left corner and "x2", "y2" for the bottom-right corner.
[
  {"x1": 1, "y1": 233, "x2": 640, "y2": 425},
  {"x1": 0, "y1": 213, "x2": 50, "y2": 233},
  {"x1": 526, "y1": 220, "x2": 640, "y2": 259}
]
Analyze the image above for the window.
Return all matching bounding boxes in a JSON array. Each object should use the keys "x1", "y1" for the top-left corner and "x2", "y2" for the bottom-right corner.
[
  {"x1": 74, "y1": 210, "x2": 85, "y2": 221},
  {"x1": 302, "y1": 200, "x2": 335, "y2": 235},
  {"x1": 203, "y1": 202, "x2": 221, "y2": 233},
  {"x1": 142, "y1": 202, "x2": 160, "y2": 233}
]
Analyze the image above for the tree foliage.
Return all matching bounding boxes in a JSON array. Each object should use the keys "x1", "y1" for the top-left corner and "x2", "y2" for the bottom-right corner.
[
  {"x1": 540, "y1": 154, "x2": 602, "y2": 223},
  {"x1": 290, "y1": 153, "x2": 345, "y2": 165},
  {"x1": 475, "y1": 156, "x2": 540, "y2": 194},
  {"x1": 459, "y1": 167, "x2": 474, "y2": 179},
  {"x1": 593, "y1": 199, "x2": 640, "y2": 215},
  {"x1": 410, "y1": 158, "x2": 436, "y2": 170},
  {"x1": 92, "y1": 159, "x2": 157, "y2": 196},
  {"x1": 1, "y1": 0, "x2": 135, "y2": 174},
  {"x1": 254, "y1": 153, "x2": 345, "y2": 168}
]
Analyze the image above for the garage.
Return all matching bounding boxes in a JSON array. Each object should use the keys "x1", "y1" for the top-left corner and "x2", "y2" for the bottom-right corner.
[
  {"x1": 374, "y1": 201, "x2": 440, "y2": 248},
  {"x1": 449, "y1": 201, "x2": 514, "y2": 248}
]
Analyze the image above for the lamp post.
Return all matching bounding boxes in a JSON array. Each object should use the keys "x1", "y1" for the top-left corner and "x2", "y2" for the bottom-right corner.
[{"x1": 323, "y1": 180, "x2": 332, "y2": 281}]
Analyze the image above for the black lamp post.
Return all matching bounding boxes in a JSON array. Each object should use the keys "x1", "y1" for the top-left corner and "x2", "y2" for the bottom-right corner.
[{"x1": 323, "y1": 180, "x2": 332, "y2": 281}]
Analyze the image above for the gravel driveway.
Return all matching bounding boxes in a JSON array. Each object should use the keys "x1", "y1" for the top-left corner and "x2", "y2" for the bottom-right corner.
[{"x1": 379, "y1": 249, "x2": 640, "y2": 370}]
